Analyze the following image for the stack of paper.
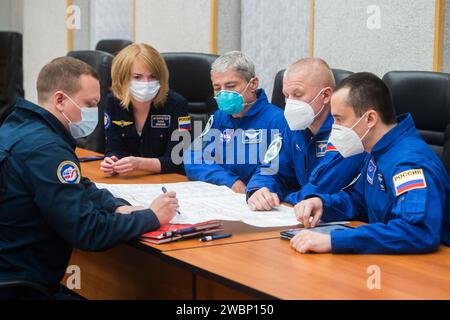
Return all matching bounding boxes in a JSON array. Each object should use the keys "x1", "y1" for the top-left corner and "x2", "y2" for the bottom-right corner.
[{"x1": 96, "y1": 181, "x2": 300, "y2": 228}]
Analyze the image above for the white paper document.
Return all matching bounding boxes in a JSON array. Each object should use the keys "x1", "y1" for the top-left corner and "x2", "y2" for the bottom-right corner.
[{"x1": 95, "y1": 181, "x2": 300, "y2": 227}]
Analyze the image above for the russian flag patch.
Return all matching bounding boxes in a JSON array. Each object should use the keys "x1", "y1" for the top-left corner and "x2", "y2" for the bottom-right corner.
[
  {"x1": 393, "y1": 169, "x2": 427, "y2": 197},
  {"x1": 178, "y1": 116, "x2": 191, "y2": 131},
  {"x1": 326, "y1": 142, "x2": 337, "y2": 152}
]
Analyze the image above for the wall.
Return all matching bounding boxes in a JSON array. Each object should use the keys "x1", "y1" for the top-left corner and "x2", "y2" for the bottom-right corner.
[
  {"x1": 443, "y1": 0, "x2": 450, "y2": 73},
  {"x1": 241, "y1": 0, "x2": 311, "y2": 99},
  {"x1": 217, "y1": 0, "x2": 241, "y2": 54},
  {"x1": 89, "y1": 0, "x2": 133, "y2": 50},
  {"x1": 313, "y1": 0, "x2": 436, "y2": 76},
  {"x1": 135, "y1": 0, "x2": 211, "y2": 53},
  {"x1": 22, "y1": 0, "x2": 67, "y2": 102}
]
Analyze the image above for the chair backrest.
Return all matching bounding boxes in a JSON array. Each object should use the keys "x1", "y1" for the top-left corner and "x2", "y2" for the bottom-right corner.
[
  {"x1": 162, "y1": 52, "x2": 219, "y2": 136},
  {"x1": 332, "y1": 68, "x2": 354, "y2": 87},
  {"x1": 67, "y1": 50, "x2": 114, "y2": 153},
  {"x1": 271, "y1": 69, "x2": 286, "y2": 109},
  {"x1": 383, "y1": 71, "x2": 450, "y2": 157},
  {"x1": 0, "y1": 32, "x2": 24, "y2": 125},
  {"x1": 95, "y1": 39, "x2": 133, "y2": 56},
  {"x1": 443, "y1": 124, "x2": 450, "y2": 174},
  {"x1": 271, "y1": 68, "x2": 354, "y2": 109}
]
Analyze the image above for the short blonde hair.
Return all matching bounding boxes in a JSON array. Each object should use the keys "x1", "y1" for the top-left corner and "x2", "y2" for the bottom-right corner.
[{"x1": 111, "y1": 43, "x2": 169, "y2": 108}]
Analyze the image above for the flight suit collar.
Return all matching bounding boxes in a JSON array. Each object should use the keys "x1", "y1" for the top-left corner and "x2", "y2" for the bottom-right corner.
[
  {"x1": 15, "y1": 98, "x2": 77, "y2": 149},
  {"x1": 317, "y1": 112, "x2": 334, "y2": 136},
  {"x1": 371, "y1": 113, "x2": 416, "y2": 156},
  {"x1": 302, "y1": 112, "x2": 334, "y2": 141},
  {"x1": 230, "y1": 88, "x2": 269, "y2": 119}
]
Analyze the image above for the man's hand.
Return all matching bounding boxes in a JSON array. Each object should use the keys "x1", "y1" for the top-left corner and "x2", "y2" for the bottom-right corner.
[
  {"x1": 231, "y1": 179, "x2": 246, "y2": 194},
  {"x1": 290, "y1": 230, "x2": 332, "y2": 254},
  {"x1": 150, "y1": 191, "x2": 179, "y2": 225},
  {"x1": 115, "y1": 205, "x2": 146, "y2": 214},
  {"x1": 248, "y1": 187, "x2": 280, "y2": 211},
  {"x1": 294, "y1": 197, "x2": 324, "y2": 228},
  {"x1": 112, "y1": 156, "x2": 142, "y2": 176},
  {"x1": 100, "y1": 156, "x2": 119, "y2": 176}
]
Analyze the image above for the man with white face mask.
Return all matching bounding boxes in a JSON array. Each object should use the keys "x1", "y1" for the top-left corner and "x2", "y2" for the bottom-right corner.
[
  {"x1": 0, "y1": 57, "x2": 179, "y2": 299},
  {"x1": 291, "y1": 72, "x2": 449, "y2": 254},
  {"x1": 247, "y1": 58, "x2": 366, "y2": 211}
]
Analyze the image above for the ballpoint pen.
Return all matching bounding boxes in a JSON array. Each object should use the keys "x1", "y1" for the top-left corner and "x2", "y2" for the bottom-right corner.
[
  {"x1": 199, "y1": 233, "x2": 232, "y2": 242},
  {"x1": 161, "y1": 186, "x2": 180, "y2": 215},
  {"x1": 78, "y1": 155, "x2": 105, "y2": 162}
]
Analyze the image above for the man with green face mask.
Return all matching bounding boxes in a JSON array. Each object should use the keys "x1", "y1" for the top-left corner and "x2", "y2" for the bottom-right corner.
[
  {"x1": 0, "y1": 57, "x2": 179, "y2": 299},
  {"x1": 184, "y1": 51, "x2": 287, "y2": 193}
]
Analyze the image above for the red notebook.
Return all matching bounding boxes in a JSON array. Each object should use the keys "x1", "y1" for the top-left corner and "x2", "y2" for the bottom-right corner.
[{"x1": 140, "y1": 220, "x2": 223, "y2": 244}]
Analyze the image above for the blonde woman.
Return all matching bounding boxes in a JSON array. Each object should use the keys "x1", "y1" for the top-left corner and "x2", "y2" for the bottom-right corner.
[{"x1": 101, "y1": 43, "x2": 190, "y2": 176}]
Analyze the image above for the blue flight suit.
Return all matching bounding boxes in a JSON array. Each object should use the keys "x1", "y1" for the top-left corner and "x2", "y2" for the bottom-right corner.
[
  {"x1": 184, "y1": 89, "x2": 287, "y2": 188},
  {"x1": 246, "y1": 113, "x2": 367, "y2": 204},
  {"x1": 0, "y1": 99, "x2": 161, "y2": 296},
  {"x1": 314, "y1": 114, "x2": 450, "y2": 254},
  {"x1": 104, "y1": 90, "x2": 190, "y2": 173}
]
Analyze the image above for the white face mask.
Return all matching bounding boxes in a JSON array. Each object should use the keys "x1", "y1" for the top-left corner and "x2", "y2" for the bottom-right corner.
[
  {"x1": 61, "y1": 94, "x2": 99, "y2": 139},
  {"x1": 130, "y1": 80, "x2": 161, "y2": 102},
  {"x1": 328, "y1": 112, "x2": 370, "y2": 158},
  {"x1": 284, "y1": 88, "x2": 326, "y2": 131}
]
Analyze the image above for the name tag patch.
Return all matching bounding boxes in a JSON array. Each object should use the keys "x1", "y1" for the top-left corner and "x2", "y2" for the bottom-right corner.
[
  {"x1": 151, "y1": 115, "x2": 171, "y2": 128},
  {"x1": 242, "y1": 129, "x2": 262, "y2": 144}
]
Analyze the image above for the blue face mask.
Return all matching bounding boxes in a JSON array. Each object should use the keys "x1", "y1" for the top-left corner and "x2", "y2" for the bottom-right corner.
[
  {"x1": 61, "y1": 94, "x2": 99, "y2": 139},
  {"x1": 215, "y1": 81, "x2": 252, "y2": 115}
]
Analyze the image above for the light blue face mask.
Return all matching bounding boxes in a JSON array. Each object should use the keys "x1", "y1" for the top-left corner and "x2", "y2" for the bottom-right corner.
[
  {"x1": 214, "y1": 80, "x2": 252, "y2": 115},
  {"x1": 61, "y1": 94, "x2": 99, "y2": 139}
]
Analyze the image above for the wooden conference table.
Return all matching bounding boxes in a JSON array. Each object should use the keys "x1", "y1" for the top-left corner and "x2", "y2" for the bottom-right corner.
[{"x1": 64, "y1": 149, "x2": 450, "y2": 300}]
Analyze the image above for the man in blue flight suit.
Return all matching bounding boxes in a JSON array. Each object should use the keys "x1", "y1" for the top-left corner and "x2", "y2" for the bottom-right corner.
[
  {"x1": 246, "y1": 58, "x2": 366, "y2": 211},
  {"x1": 291, "y1": 72, "x2": 449, "y2": 254},
  {"x1": 0, "y1": 57, "x2": 179, "y2": 299},
  {"x1": 184, "y1": 51, "x2": 287, "y2": 193}
]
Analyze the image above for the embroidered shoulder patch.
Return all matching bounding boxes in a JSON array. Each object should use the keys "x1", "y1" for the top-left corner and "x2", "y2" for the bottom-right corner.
[
  {"x1": 393, "y1": 169, "x2": 427, "y2": 196},
  {"x1": 57, "y1": 161, "x2": 81, "y2": 184},
  {"x1": 178, "y1": 116, "x2": 191, "y2": 131},
  {"x1": 263, "y1": 136, "x2": 282, "y2": 164},
  {"x1": 104, "y1": 113, "x2": 111, "y2": 129},
  {"x1": 199, "y1": 115, "x2": 214, "y2": 138},
  {"x1": 366, "y1": 158, "x2": 377, "y2": 185}
]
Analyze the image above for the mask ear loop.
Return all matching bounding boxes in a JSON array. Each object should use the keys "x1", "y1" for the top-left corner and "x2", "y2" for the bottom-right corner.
[
  {"x1": 351, "y1": 111, "x2": 371, "y2": 142},
  {"x1": 60, "y1": 93, "x2": 82, "y2": 125},
  {"x1": 310, "y1": 88, "x2": 327, "y2": 119},
  {"x1": 241, "y1": 78, "x2": 258, "y2": 107}
]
